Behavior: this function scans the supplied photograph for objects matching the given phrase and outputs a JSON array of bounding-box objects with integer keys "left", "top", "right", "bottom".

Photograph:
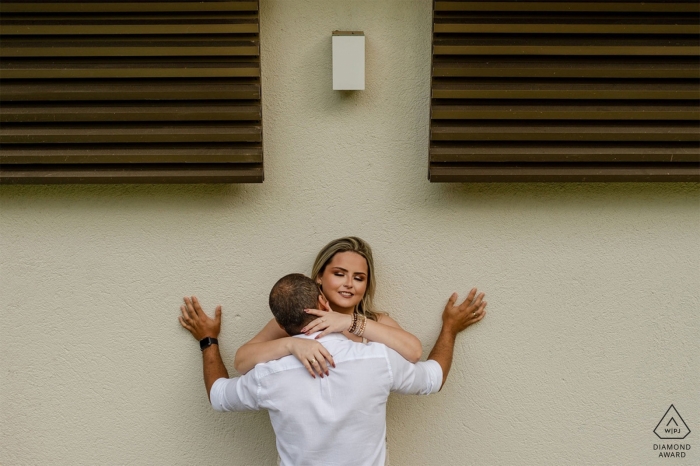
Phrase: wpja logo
[{"left": 653, "top": 405, "right": 691, "bottom": 458}]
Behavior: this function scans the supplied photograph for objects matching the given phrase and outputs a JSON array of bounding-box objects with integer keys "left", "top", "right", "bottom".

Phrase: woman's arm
[
  {"left": 233, "top": 318, "right": 289, "bottom": 374},
  {"left": 302, "top": 311, "right": 423, "bottom": 363},
  {"left": 233, "top": 318, "right": 334, "bottom": 377},
  {"left": 363, "top": 315, "right": 422, "bottom": 363}
]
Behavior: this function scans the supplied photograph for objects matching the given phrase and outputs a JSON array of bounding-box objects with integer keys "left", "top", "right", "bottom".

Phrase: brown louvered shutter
[
  {"left": 430, "top": 0, "right": 700, "bottom": 182},
  {"left": 0, "top": 0, "right": 262, "bottom": 184}
]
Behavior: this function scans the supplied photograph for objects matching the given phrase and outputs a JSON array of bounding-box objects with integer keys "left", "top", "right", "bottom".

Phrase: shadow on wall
[
  {"left": 425, "top": 182, "right": 700, "bottom": 209},
  {"left": 2, "top": 182, "right": 698, "bottom": 210},
  {"left": 0, "top": 184, "right": 251, "bottom": 214}
]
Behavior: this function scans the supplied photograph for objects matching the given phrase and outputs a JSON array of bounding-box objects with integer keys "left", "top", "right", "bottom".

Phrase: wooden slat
[
  {"left": 432, "top": 59, "right": 700, "bottom": 79},
  {"left": 434, "top": 21, "right": 698, "bottom": 35},
  {"left": 0, "top": 14, "right": 259, "bottom": 35},
  {"left": 432, "top": 81, "right": 700, "bottom": 100},
  {"left": 436, "top": 24, "right": 699, "bottom": 35},
  {"left": 434, "top": 2, "right": 700, "bottom": 14},
  {"left": 0, "top": 145, "right": 262, "bottom": 164},
  {"left": 0, "top": 125, "right": 261, "bottom": 144},
  {"left": 0, "top": 103, "right": 261, "bottom": 122},
  {"left": 433, "top": 38, "right": 699, "bottom": 56},
  {"left": 430, "top": 144, "right": 700, "bottom": 163},
  {"left": 0, "top": 59, "right": 260, "bottom": 79},
  {"left": 0, "top": 2, "right": 259, "bottom": 14},
  {"left": 431, "top": 122, "right": 700, "bottom": 142},
  {"left": 429, "top": 164, "right": 700, "bottom": 182},
  {"left": 1, "top": 81, "right": 260, "bottom": 101},
  {"left": 0, "top": 23, "right": 259, "bottom": 36},
  {"left": 0, "top": 165, "right": 264, "bottom": 184},
  {"left": 431, "top": 104, "right": 699, "bottom": 120},
  {"left": 1, "top": 38, "right": 259, "bottom": 57}
]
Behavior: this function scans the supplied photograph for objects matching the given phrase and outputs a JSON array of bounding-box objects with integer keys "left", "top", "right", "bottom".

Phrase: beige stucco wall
[{"left": 1, "top": 1, "right": 698, "bottom": 464}]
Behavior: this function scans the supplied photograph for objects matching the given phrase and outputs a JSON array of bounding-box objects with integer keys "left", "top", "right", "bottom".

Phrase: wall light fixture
[{"left": 332, "top": 31, "right": 365, "bottom": 90}]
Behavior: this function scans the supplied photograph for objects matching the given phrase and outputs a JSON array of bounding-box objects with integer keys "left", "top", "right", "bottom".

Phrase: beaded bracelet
[
  {"left": 352, "top": 313, "right": 367, "bottom": 337},
  {"left": 348, "top": 313, "right": 358, "bottom": 334}
]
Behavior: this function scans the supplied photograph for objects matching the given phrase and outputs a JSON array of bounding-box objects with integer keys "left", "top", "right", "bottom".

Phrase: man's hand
[
  {"left": 442, "top": 288, "right": 486, "bottom": 337},
  {"left": 179, "top": 296, "right": 221, "bottom": 341},
  {"left": 429, "top": 288, "right": 487, "bottom": 389},
  {"left": 178, "top": 296, "right": 228, "bottom": 401}
]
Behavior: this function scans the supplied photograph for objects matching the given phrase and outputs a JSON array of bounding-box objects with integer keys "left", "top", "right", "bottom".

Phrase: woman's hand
[
  {"left": 301, "top": 308, "right": 353, "bottom": 339},
  {"left": 287, "top": 338, "right": 335, "bottom": 378}
]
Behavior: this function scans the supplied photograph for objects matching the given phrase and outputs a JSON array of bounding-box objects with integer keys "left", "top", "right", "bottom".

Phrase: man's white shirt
[{"left": 210, "top": 332, "right": 442, "bottom": 466}]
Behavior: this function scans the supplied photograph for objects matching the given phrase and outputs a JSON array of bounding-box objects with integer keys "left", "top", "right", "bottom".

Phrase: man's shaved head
[{"left": 269, "top": 274, "right": 321, "bottom": 335}]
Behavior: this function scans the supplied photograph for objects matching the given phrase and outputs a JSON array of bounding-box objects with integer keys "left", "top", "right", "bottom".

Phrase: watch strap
[{"left": 199, "top": 337, "right": 218, "bottom": 351}]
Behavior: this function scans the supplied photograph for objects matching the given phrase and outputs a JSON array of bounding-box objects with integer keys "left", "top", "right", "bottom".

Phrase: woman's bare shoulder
[{"left": 377, "top": 313, "right": 402, "bottom": 329}]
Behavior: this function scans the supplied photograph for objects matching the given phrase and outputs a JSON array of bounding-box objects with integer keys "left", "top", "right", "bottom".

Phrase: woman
[{"left": 234, "top": 237, "right": 423, "bottom": 378}]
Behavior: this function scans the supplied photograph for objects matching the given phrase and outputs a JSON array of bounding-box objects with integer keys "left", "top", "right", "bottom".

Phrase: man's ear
[{"left": 318, "top": 294, "right": 331, "bottom": 311}]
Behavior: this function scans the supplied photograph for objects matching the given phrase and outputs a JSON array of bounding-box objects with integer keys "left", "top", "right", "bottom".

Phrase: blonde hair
[{"left": 311, "top": 236, "right": 382, "bottom": 321}]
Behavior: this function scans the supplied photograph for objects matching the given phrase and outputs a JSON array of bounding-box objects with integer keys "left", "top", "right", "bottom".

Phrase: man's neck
[{"left": 292, "top": 332, "right": 349, "bottom": 341}]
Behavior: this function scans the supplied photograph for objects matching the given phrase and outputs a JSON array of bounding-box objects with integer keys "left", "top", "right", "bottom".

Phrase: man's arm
[
  {"left": 201, "top": 345, "right": 229, "bottom": 401},
  {"left": 387, "top": 288, "right": 486, "bottom": 395},
  {"left": 428, "top": 288, "right": 486, "bottom": 390},
  {"left": 179, "top": 296, "right": 228, "bottom": 400}
]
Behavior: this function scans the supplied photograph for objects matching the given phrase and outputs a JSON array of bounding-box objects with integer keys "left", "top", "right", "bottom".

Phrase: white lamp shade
[{"left": 332, "top": 32, "right": 365, "bottom": 90}]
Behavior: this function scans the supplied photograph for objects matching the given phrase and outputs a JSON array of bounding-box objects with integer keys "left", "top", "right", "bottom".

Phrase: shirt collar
[{"left": 292, "top": 332, "right": 350, "bottom": 343}]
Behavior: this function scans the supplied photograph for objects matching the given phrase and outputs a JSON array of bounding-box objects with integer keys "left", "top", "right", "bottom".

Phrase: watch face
[{"left": 200, "top": 337, "right": 217, "bottom": 350}]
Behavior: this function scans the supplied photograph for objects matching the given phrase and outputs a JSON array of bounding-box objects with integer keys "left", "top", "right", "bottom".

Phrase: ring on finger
[{"left": 310, "top": 358, "right": 317, "bottom": 364}]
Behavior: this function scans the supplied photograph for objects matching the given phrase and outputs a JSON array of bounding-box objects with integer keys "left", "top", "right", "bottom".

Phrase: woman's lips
[{"left": 338, "top": 291, "right": 353, "bottom": 298}]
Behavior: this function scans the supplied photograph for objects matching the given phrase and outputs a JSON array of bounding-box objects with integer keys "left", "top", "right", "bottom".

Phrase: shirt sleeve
[
  {"left": 209, "top": 373, "right": 261, "bottom": 412},
  {"left": 385, "top": 347, "right": 443, "bottom": 395}
]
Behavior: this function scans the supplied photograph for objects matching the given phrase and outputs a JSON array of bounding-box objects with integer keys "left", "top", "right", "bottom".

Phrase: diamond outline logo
[{"left": 654, "top": 405, "right": 691, "bottom": 440}]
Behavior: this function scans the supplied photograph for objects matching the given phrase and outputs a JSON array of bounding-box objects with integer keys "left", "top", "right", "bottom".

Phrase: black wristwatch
[{"left": 199, "top": 337, "right": 218, "bottom": 351}]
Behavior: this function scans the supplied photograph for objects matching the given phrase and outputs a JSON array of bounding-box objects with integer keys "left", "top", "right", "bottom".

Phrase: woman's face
[{"left": 317, "top": 251, "right": 368, "bottom": 314}]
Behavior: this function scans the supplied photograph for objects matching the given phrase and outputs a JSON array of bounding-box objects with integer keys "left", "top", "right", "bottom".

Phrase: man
[{"left": 179, "top": 274, "right": 486, "bottom": 466}]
